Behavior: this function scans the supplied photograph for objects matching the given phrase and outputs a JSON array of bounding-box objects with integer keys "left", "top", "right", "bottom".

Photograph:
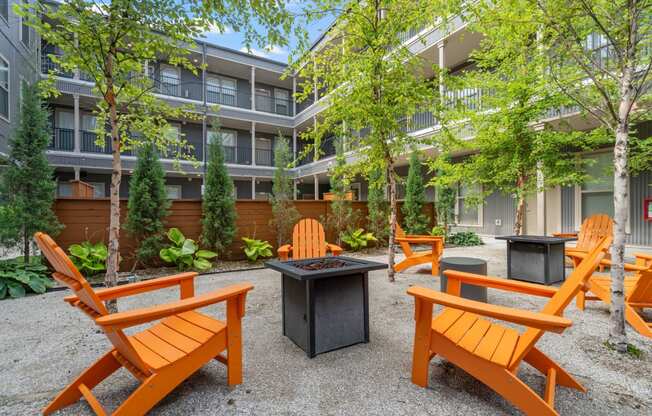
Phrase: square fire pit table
[
  {"left": 496, "top": 235, "right": 576, "bottom": 285},
  {"left": 265, "top": 256, "right": 387, "bottom": 358}
]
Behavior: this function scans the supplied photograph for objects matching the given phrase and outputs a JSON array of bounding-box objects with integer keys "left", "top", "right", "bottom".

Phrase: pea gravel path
[{"left": 1, "top": 241, "right": 651, "bottom": 415}]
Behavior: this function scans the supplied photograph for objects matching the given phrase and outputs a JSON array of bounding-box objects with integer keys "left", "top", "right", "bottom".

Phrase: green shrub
[
  {"left": 0, "top": 256, "right": 53, "bottom": 299},
  {"left": 448, "top": 232, "right": 483, "bottom": 247},
  {"left": 342, "top": 228, "right": 377, "bottom": 251},
  {"left": 160, "top": 228, "right": 217, "bottom": 271},
  {"left": 242, "top": 237, "right": 273, "bottom": 262},
  {"left": 69, "top": 241, "right": 108, "bottom": 275},
  {"left": 430, "top": 225, "right": 446, "bottom": 237}
]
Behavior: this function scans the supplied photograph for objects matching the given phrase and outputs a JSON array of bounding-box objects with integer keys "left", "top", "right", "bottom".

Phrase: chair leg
[
  {"left": 43, "top": 350, "right": 121, "bottom": 415},
  {"left": 226, "top": 297, "right": 244, "bottom": 386},
  {"left": 411, "top": 299, "right": 433, "bottom": 387},
  {"left": 576, "top": 291, "right": 586, "bottom": 311},
  {"left": 625, "top": 305, "right": 652, "bottom": 339},
  {"left": 522, "top": 347, "right": 585, "bottom": 391}
]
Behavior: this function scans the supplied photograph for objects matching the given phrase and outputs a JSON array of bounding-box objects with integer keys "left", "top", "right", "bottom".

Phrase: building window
[
  {"left": 160, "top": 65, "right": 180, "bottom": 96},
  {"left": 57, "top": 181, "right": 72, "bottom": 197},
  {"left": 166, "top": 185, "right": 182, "bottom": 200},
  {"left": 0, "top": 55, "right": 8, "bottom": 120},
  {"left": 274, "top": 88, "right": 290, "bottom": 115},
  {"left": 19, "top": 77, "right": 28, "bottom": 106},
  {"left": 255, "top": 137, "right": 273, "bottom": 166},
  {"left": 87, "top": 182, "right": 106, "bottom": 198},
  {"left": 20, "top": 1, "right": 30, "bottom": 47},
  {"left": 0, "top": 0, "right": 8, "bottom": 23},
  {"left": 206, "top": 75, "right": 236, "bottom": 106},
  {"left": 455, "top": 183, "right": 482, "bottom": 226},
  {"left": 580, "top": 152, "right": 614, "bottom": 219}
]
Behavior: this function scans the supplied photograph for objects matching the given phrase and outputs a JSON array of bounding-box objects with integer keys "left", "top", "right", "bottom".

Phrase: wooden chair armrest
[
  {"left": 407, "top": 286, "right": 571, "bottom": 333},
  {"left": 443, "top": 270, "right": 558, "bottom": 298},
  {"left": 634, "top": 252, "right": 652, "bottom": 266},
  {"left": 64, "top": 272, "right": 197, "bottom": 305},
  {"left": 278, "top": 245, "right": 292, "bottom": 261},
  {"left": 553, "top": 232, "right": 578, "bottom": 238},
  {"left": 572, "top": 252, "right": 649, "bottom": 272},
  {"left": 96, "top": 283, "right": 254, "bottom": 329},
  {"left": 396, "top": 236, "right": 443, "bottom": 243},
  {"left": 326, "top": 243, "right": 343, "bottom": 256}
]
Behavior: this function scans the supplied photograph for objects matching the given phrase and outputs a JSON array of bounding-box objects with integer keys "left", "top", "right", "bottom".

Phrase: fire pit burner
[{"left": 293, "top": 259, "right": 351, "bottom": 271}]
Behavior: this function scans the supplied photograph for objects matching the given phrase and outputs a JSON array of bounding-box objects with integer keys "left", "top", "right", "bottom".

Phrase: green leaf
[
  {"left": 69, "top": 244, "right": 90, "bottom": 259},
  {"left": 159, "top": 248, "right": 176, "bottom": 263},
  {"left": 193, "top": 258, "right": 212, "bottom": 271},
  {"left": 195, "top": 249, "right": 217, "bottom": 259},
  {"left": 7, "top": 281, "right": 26, "bottom": 298},
  {"left": 27, "top": 277, "right": 47, "bottom": 294},
  {"left": 0, "top": 284, "right": 7, "bottom": 299},
  {"left": 180, "top": 239, "right": 197, "bottom": 256},
  {"left": 11, "top": 271, "right": 31, "bottom": 284},
  {"left": 244, "top": 247, "right": 257, "bottom": 260},
  {"left": 167, "top": 228, "right": 185, "bottom": 246},
  {"left": 91, "top": 243, "right": 108, "bottom": 260}
]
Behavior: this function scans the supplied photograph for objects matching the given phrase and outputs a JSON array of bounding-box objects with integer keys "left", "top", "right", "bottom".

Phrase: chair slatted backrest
[
  {"left": 628, "top": 255, "right": 652, "bottom": 304},
  {"left": 576, "top": 214, "right": 613, "bottom": 252},
  {"left": 291, "top": 218, "right": 327, "bottom": 260},
  {"left": 34, "top": 232, "right": 152, "bottom": 375},
  {"left": 508, "top": 236, "right": 612, "bottom": 370},
  {"left": 395, "top": 224, "right": 414, "bottom": 257}
]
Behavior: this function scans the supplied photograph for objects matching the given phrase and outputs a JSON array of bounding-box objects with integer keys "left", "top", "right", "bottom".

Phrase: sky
[{"left": 199, "top": 6, "right": 334, "bottom": 64}]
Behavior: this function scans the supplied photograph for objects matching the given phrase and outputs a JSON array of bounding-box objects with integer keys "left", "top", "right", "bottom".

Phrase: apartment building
[{"left": 0, "top": 1, "right": 649, "bottom": 245}]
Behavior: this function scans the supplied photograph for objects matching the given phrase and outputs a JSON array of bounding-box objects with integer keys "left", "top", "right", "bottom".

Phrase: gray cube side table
[{"left": 439, "top": 257, "right": 488, "bottom": 303}]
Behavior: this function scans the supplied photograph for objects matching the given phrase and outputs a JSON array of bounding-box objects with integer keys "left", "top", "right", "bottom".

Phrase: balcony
[
  {"left": 255, "top": 148, "right": 274, "bottom": 166},
  {"left": 41, "top": 54, "right": 74, "bottom": 78},
  {"left": 255, "top": 95, "right": 293, "bottom": 116},
  {"left": 222, "top": 145, "right": 253, "bottom": 165},
  {"left": 49, "top": 128, "right": 75, "bottom": 151},
  {"left": 206, "top": 86, "right": 250, "bottom": 109},
  {"left": 81, "top": 131, "right": 111, "bottom": 154}
]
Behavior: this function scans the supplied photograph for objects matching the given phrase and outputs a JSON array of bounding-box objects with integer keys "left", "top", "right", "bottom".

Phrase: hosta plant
[
  {"left": 159, "top": 228, "right": 217, "bottom": 271},
  {"left": 69, "top": 241, "right": 108, "bottom": 275},
  {"left": 341, "top": 228, "right": 377, "bottom": 251},
  {"left": 0, "top": 256, "right": 53, "bottom": 299},
  {"left": 242, "top": 237, "right": 273, "bottom": 262}
]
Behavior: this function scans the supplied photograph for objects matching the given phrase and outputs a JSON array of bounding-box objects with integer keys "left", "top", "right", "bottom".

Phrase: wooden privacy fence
[{"left": 53, "top": 198, "right": 436, "bottom": 268}]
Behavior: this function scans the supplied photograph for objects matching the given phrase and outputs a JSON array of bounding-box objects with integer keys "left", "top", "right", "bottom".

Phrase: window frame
[
  {"left": 0, "top": 52, "right": 9, "bottom": 122},
  {"left": 0, "top": 0, "right": 9, "bottom": 25},
  {"left": 19, "top": 0, "right": 31, "bottom": 48},
  {"left": 165, "top": 184, "right": 182, "bottom": 200},
  {"left": 454, "top": 183, "right": 483, "bottom": 227}
]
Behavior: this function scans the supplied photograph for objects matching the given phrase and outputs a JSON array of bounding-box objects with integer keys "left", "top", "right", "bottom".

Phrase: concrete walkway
[{"left": 1, "top": 243, "right": 651, "bottom": 415}]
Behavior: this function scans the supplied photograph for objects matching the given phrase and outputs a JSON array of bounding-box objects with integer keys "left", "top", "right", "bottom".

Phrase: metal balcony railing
[
  {"left": 50, "top": 127, "right": 75, "bottom": 151},
  {"left": 255, "top": 148, "right": 274, "bottom": 166},
  {"left": 206, "top": 85, "right": 239, "bottom": 107},
  {"left": 255, "top": 94, "right": 293, "bottom": 116},
  {"left": 222, "top": 145, "right": 253, "bottom": 165},
  {"left": 41, "top": 54, "right": 74, "bottom": 78},
  {"left": 81, "top": 131, "right": 111, "bottom": 154}
]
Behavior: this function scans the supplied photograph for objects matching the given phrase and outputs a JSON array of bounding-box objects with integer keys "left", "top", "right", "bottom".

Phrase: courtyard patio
[{"left": 2, "top": 241, "right": 651, "bottom": 416}]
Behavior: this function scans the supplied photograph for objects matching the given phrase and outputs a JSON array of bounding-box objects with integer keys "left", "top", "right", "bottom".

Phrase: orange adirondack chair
[
  {"left": 394, "top": 223, "right": 444, "bottom": 275},
  {"left": 554, "top": 213, "right": 613, "bottom": 271},
  {"left": 34, "top": 232, "right": 254, "bottom": 416},
  {"left": 577, "top": 252, "right": 652, "bottom": 339},
  {"left": 407, "top": 235, "right": 611, "bottom": 416},
  {"left": 278, "top": 218, "right": 343, "bottom": 261}
]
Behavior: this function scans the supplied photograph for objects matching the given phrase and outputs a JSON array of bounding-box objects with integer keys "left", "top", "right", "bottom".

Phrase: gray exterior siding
[
  {"left": 234, "top": 180, "right": 252, "bottom": 199},
  {"left": 180, "top": 123, "right": 203, "bottom": 161},
  {"left": 451, "top": 191, "right": 516, "bottom": 236},
  {"left": 0, "top": 1, "right": 39, "bottom": 155},
  {"left": 630, "top": 171, "right": 652, "bottom": 246},
  {"left": 561, "top": 186, "right": 575, "bottom": 233}
]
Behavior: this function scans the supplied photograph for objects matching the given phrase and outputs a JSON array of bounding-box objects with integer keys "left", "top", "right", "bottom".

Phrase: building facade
[{"left": 0, "top": 1, "right": 650, "bottom": 246}]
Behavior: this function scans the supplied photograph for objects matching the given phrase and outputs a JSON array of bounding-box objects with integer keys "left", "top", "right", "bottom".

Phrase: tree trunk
[
  {"left": 387, "top": 165, "right": 397, "bottom": 282},
  {"left": 513, "top": 194, "right": 526, "bottom": 235},
  {"left": 23, "top": 226, "right": 30, "bottom": 264},
  {"left": 610, "top": 66, "right": 634, "bottom": 352}
]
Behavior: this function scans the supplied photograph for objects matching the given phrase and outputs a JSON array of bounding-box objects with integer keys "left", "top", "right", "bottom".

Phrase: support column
[
  {"left": 313, "top": 116, "right": 318, "bottom": 160},
  {"left": 292, "top": 128, "right": 297, "bottom": 160},
  {"left": 313, "top": 174, "right": 319, "bottom": 200},
  {"left": 437, "top": 41, "right": 446, "bottom": 103},
  {"left": 536, "top": 164, "right": 546, "bottom": 235},
  {"left": 251, "top": 66, "right": 256, "bottom": 111},
  {"left": 251, "top": 177, "right": 256, "bottom": 200},
  {"left": 251, "top": 121, "right": 256, "bottom": 166},
  {"left": 292, "top": 76, "right": 297, "bottom": 116},
  {"left": 293, "top": 179, "right": 298, "bottom": 201},
  {"left": 74, "top": 167, "right": 80, "bottom": 181},
  {"left": 73, "top": 94, "right": 80, "bottom": 153}
]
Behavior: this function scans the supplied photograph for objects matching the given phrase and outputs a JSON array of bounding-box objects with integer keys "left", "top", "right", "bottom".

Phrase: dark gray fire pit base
[
  {"left": 266, "top": 257, "right": 387, "bottom": 358},
  {"left": 439, "top": 257, "right": 488, "bottom": 303}
]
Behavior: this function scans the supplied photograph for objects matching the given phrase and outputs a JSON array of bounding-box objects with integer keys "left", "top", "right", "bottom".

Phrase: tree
[
  {"left": 429, "top": 154, "right": 456, "bottom": 237},
  {"left": 323, "top": 136, "right": 359, "bottom": 246},
  {"left": 270, "top": 134, "right": 300, "bottom": 247},
  {"left": 295, "top": 0, "right": 440, "bottom": 281},
  {"left": 430, "top": 0, "right": 603, "bottom": 235},
  {"left": 124, "top": 142, "right": 170, "bottom": 268},
  {"left": 0, "top": 83, "right": 61, "bottom": 263},
  {"left": 201, "top": 130, "right": 237, "bottom": 255},
  {"left": 402, "top": 150, "right": 429, "bottom": 234},
  {"left": 20, "top": 0, "right": 304, "bottom": 311},
  {"left": 367, "top": 168, "right": 390, "bottom": 245},
  {"left": 532, "top": 0, "right": 652, "bottom": 351}
]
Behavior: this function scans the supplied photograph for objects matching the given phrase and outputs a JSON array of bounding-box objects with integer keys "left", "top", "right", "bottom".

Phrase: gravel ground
[{"left": 1, "top": 240, "right": 651, "bottom": 415}]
